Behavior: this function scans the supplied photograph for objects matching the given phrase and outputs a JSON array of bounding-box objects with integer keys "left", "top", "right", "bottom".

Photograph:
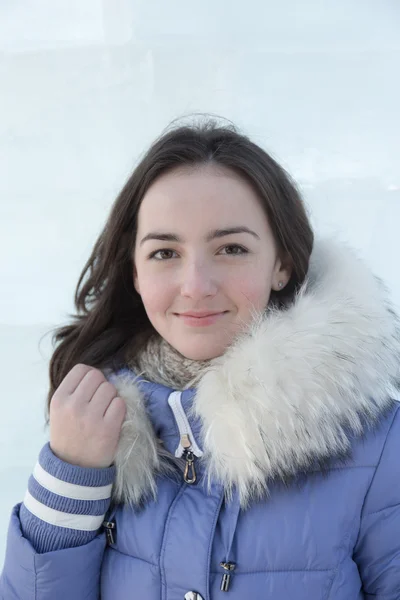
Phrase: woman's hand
[{"left": 49, "top": 364, "right": 126, "bottom": 468}]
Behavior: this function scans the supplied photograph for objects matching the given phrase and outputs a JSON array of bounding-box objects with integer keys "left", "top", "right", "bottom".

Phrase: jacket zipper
[
  {"left": 181, "top": 435, "right": 197, "bottom": 484},
  {"left": 167, "top": 391, "right": 203, "bottom": 485}
]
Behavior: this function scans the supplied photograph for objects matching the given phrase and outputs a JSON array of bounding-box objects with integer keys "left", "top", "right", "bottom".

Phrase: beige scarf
[{"left": 126, "top": 333, "right": 215, "bottom": 389}]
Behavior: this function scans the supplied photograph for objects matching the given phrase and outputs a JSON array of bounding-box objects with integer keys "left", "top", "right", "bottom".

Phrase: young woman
[{"left": 1, "top": 119, "right": 400, "bottom": 600}]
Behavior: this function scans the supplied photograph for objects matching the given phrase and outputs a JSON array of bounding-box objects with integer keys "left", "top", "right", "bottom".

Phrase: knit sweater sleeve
[{"left": 19, "top": 442, "right": 116, "bottom": 554}]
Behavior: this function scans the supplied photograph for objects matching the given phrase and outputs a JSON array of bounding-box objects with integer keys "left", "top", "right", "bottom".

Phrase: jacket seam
[
  {"left": 206, "top": 491, "right": 225, "bottom": 600},
  {"left": 324, "top": 569, "right": 338, "bottom": 600},
  {"left": 353, "top": 405, "right": 400, "bottom": 553},
  {"left": 323, "top": 538, "right": 352, "bottom": 600},
  {"left": 364, "top": 595, "right": 400, "bottom": 600},
  {"left": 359, "top": 405, "right": 400, "bottom": 520},
  {"left": 159, "top": 482, "right": 187, "bottom": 600},
  {"left": 33, "top": 552, "right": 37, "bottom": 600},
  {"left": 315, "top": 465, "right": 376, "bottom": 472},
  {"left": 364, "top": 501, "right": 400, "bottom": 518},
  {"left": 209, "top": 567, "right": 333, "bottom": 574},
  {"left": 107, "top": 545, "right": 158, "bottom": 568}
]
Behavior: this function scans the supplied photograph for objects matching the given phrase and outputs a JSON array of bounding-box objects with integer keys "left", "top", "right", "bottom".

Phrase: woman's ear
[{"left": 272, "top": 256, "right": 292, "bottom": 291}]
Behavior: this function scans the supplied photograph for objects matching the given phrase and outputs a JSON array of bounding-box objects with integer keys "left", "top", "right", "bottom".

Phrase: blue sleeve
[
  {"left": 354, "top": 404, "right": 400, "bottom": 599},
  {"left": 19, "top": 442, "right": 115, "bottom": 553},
  {"left": 0, "top": 443, "right": 116, "bottom": 599},
  {"left": 0, "top": 504, "right": 107, "bottom": 600}
]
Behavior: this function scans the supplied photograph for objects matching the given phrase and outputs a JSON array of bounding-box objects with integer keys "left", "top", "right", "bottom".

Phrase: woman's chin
[{"left": 170, "top": 337, "right": 231, "bottom": 361}]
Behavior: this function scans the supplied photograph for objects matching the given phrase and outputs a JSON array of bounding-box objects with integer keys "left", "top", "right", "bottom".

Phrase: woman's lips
[{"left": 175, "top": 311, "right": 228, "bottom": 327}]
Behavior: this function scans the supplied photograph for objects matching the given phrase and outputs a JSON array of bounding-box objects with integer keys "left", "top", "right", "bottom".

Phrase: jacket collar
[{"left": 108, "top": 238, "right": 400, "bottom": 508}]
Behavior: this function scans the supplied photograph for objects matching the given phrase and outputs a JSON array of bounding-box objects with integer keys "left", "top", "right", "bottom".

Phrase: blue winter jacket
[{"left": 1, "top": 239, "right": 400, "bottom": 599}]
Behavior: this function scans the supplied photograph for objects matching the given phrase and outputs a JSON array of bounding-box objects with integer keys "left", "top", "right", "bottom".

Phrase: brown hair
[{"left": 45, "top": 116, "right": 314, "bottom": 419}]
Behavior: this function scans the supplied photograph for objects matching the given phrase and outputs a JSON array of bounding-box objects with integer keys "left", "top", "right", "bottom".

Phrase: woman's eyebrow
[{"left": 139, "top": 226, "right": 260, "bottom": 246}]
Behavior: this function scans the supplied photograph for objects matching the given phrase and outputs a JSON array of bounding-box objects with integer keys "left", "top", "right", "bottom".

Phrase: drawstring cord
[{"left": 219, "top": 491, "right": 241, "bottom": 592}]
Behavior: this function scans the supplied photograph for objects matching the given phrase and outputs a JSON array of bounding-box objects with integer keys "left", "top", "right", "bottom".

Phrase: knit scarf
[{"left": 127, "top": 333, "right": 215, "bottom": 390}]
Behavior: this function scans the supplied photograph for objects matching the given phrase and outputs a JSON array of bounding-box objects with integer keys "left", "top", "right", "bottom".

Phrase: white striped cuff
[
  {"left": 32, "top": 461, "right": 113, "bottom": 500},
  {"left": 23, "top": 490, "right": 105, "bottom": 531}
]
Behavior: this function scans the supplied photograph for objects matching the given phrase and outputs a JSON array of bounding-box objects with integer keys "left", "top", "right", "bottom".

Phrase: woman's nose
[{"left": 180, "top": 260, "right": 218, "bottom": 299}]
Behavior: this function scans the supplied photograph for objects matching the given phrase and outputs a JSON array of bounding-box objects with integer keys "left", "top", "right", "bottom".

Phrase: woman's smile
[{"left": 174, "top": 310, "right": 229, "bottom": 327}]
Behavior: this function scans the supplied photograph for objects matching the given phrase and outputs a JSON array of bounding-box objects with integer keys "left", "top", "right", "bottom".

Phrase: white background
[{"left": 0, "top": 0, "right": 399, "bottom": 564}]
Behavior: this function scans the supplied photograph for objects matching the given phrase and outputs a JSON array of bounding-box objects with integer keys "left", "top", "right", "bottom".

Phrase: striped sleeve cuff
[{"left": 20, "top": 442, "right": 116, "bottom": 554}]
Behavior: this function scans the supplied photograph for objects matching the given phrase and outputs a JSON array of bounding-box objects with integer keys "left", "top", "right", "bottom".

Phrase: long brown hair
[{"left": 45, "top": 116, "right": 314, "bottom": 420}]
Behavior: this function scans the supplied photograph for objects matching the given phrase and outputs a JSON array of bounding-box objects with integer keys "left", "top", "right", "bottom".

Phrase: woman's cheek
[
  {"left": 140, "top": 274, "right": 175, "bottom": 313},
  {"left": 236, "top": 275, "right": 272, "bottom": 311}
]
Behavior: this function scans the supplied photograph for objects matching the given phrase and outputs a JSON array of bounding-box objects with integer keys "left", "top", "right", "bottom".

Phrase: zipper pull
[
  {"left": 183, "top": 450, "right": 197, "bottom": 484},
  {"left": 220, "top": 562, "right": 236, "bottom": 592},
  {"left": 103, "top": 520, "right": 116, "bottom": 545},
  {"left": 181, "top": 434, "right": 197, "bottom": 484}
]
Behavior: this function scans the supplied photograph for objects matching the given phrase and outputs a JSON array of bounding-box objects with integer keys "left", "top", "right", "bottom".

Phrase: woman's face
[{"left": 133, "top": 164, "right": 291, "bottom": 360}]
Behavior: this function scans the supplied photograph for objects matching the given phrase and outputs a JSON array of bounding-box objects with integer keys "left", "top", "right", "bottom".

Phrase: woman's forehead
[{"left": 136, "top": 166, "right": 267, "bottom": 232}]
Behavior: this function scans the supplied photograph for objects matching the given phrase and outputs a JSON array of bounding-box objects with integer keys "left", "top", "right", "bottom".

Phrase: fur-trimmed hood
[{"left": 108, "top": 238, "right": 400, "bottom": 507}]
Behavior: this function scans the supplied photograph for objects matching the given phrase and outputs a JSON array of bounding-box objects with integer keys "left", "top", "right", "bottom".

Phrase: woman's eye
[
  {"left": 149, "top": 249, "right": 178, "bottom": 260},
  {"left": 219, "top": 244, "right": 248, "bottom": 256},
  {"left": 148, "top": 245, "right": 247, "bottom": 260}
]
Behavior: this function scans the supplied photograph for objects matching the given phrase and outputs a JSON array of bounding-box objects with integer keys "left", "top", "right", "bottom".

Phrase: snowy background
[{"left": 1, "top": 0, "right": 399, "bottom": 564}]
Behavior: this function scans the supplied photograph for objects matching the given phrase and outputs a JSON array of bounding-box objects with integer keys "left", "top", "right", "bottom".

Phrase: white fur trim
[
  {"left": 110, "top": 238, "right": 400, "bottom": 507},
  {"left": 108, "top": 372, "right": 177, "bottom": 507}
]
